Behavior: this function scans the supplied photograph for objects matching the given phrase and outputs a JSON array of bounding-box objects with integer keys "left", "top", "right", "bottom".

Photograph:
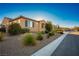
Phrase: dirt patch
[
  {"left": 69, "top": 32, "right": 79, "bottom": 35},
  {"left": 0, "top": 33, "right": 61, "bottom": 56}
]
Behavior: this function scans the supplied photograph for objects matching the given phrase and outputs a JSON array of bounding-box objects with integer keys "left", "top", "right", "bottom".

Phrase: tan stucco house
[{"left": 2, "top": 16, "right": 46, "bottom": 32}]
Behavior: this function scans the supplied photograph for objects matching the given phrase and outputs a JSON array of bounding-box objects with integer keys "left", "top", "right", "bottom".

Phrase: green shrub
[
  {"left": 49, "top": 31, "right": 54, "bottom": 36},
  {"left": 23, "top": 34, "right": 36, "bottom": 46},
  {"left": 0, "top": 32, "right": 4, "bottom": 41},
  {"left": 21, "top": 28, "right": 30, "bottom": 33},
  {"left": 59, "top": 31, "right": 63, "bottom": 34},
  {"left": 0, "top": 25, "right": 6, "bottom": 32},
  {"left": 40, "top": 31, "right": 45, "bottom": 34},
  {"left": 8, "top": 23, "right": 22, "bottom": 35},
  {"left": 47, "top": 31, "right": 54, "bottom": 38},
  {"left": 36, "top": 33, "right": 43, "bottom": 40}
]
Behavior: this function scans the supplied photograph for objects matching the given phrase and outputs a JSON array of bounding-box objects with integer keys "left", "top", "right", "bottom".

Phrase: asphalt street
[{"left": 52, "top": 33, "right": 79, "bottom": 56}]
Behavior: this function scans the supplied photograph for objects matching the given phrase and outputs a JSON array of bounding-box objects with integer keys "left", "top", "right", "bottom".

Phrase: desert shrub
[
  {"left": 47, "top": 31, "right": 54, "bottom": 38},
  {"left": 8, "top": 23, "right": 22, "bottom": 35},
  {"left": 23, "top": 34, "right": 36, "bottom": 46},
  {"left": 21, "top": 28, "right": 30, "bottom": 33},
  {"left": 0, "top": 26, "right": 6, "bottom": 32},
  {"left": 36, "top": 33, "right": 43, "bottom": 40},
  {"left": 40, "top": 31, "right": 45, "bottom": 34},
  {"left": 59, "top": 31, "right": 63, "bottom": 34},
  {"left": 49, "top": 31, "right": 54, "bottom": 36},
  {"left": 45, "top": 21, "right": 53, "bottom": 33},
  {"left": 0, "top": 32, "right": 4, "bottom": 41}
]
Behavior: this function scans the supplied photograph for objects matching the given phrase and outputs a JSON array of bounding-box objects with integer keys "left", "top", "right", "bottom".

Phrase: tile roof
[{"left": 3, "top": 16, "right": 46, "bottom": 22}]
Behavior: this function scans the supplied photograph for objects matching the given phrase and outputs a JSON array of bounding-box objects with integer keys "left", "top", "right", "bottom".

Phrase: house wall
[
  {"left": 29, "top": 20, "right": 46, "bottom": 32},
  {"left": 2, "top": 18, "right": 10, "bottom": 26},
  {"left": 2, "top": 17, "right": 46, "bottom": 32},
  {"left": 14, "top": 18, "right": 26, "bottom": 28},
  {"left": 29, "top": 21, "right": 39, "bottom": 32},
  {"left": 11, "top": 18, "right": 38, "bottom": 32},
  {"left": 38, "top": 21, "right": 46, "bottom": 32}
]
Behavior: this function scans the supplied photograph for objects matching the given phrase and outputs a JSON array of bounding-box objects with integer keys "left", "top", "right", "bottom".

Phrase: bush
[
  {"left": 40, "top": 31, "right": 45, "bottom": 34},
  {"left": 0, "top": 25, "right": 6, "bottom": 32},
  {"left": 36, "top": 33, "right": 43, "bottom": 40},
  {"left": 47, "top": 31, "right": 54, "bottom": 38},
  {"left": 49, "top": 31, "right": 54, "bottom": 36},
  {"left": 23, "top": 34, "right": 36, "bottom": 46},
  {"left": 59, "top": 31, "right": 63, "bottom": 34},
  {"left": 8, "top": 23, "right": 22, "bottom": 35},
  {"left": 21, "top": 28, "right": 30, "bottom": 33},
  {"left": 0, "top": 32, "right": 4, "bottom": 41}
]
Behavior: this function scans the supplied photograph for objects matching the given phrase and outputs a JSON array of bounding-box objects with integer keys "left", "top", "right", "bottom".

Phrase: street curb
[{"left": 31, "top": 32, "right": 69, "bottom": 56}]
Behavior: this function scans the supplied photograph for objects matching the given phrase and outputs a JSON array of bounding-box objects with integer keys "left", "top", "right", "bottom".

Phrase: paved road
[{"left": 52, "top": 33, "right": 79, "bottom": 56}]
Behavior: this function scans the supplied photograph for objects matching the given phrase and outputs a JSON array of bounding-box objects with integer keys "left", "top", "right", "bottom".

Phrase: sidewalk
[{"left": 32, "top": 32, "right": 68, "bottom": 56}]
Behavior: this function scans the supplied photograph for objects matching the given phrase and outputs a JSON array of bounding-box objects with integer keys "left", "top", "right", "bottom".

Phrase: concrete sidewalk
[{"left": 32, "top": 32, "right": 68, "bottom": 56}]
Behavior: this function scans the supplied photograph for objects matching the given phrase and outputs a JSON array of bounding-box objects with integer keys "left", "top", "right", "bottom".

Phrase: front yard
[
  {"left": 0, "top": 21, "right": 63, "bottom": 56},
  {"left": 0, "top": 33, "right": 61, "bottom": 56}
]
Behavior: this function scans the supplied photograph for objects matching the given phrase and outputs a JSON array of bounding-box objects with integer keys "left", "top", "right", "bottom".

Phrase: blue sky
[{"left": 0, "top": 3, "right": 79, "bottom": 27}]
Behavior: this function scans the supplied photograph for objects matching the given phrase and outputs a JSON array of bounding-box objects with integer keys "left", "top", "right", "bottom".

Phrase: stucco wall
[{"left": 2, "top": 17, "right": 46, "bottom": 32}]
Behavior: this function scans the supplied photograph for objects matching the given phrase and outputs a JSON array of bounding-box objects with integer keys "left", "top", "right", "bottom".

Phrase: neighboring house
[{"left": 2, "top": 16, "right": 46, "bottom": 32}]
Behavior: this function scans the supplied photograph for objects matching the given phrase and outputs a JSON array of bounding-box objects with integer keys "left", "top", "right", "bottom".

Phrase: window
[
  {"left": 29, "top": 21, "right": 32, "bottom": 27},
  {"left": 25, "top": 20, "right": 33, "bottom": 27},
  {"left": 32, "top": 22, "right": 34, "bottom": 28},
  {"left": 25, "top": 20, "right": 28, "bottom": 27},
  {"left": 42, "top": 23, "right": 44, "bottom": 28}
]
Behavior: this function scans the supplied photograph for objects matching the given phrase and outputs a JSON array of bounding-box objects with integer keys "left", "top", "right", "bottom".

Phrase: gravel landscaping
[{"left": 0, "top": 33, "right": 61, "bottom": 56}]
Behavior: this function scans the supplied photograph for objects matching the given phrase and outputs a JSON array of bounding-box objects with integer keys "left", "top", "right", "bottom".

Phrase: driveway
[{"left": 52, "top": 32, "right": 79, "bottom": 56}]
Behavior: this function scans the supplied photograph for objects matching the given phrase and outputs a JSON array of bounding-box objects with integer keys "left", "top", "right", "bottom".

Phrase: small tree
[
  {"left": 8, "top": 23, "right": 22, "bottom": 35},
  {"left": 45, "top": 21, "right": 53, "bottom": 33}
]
